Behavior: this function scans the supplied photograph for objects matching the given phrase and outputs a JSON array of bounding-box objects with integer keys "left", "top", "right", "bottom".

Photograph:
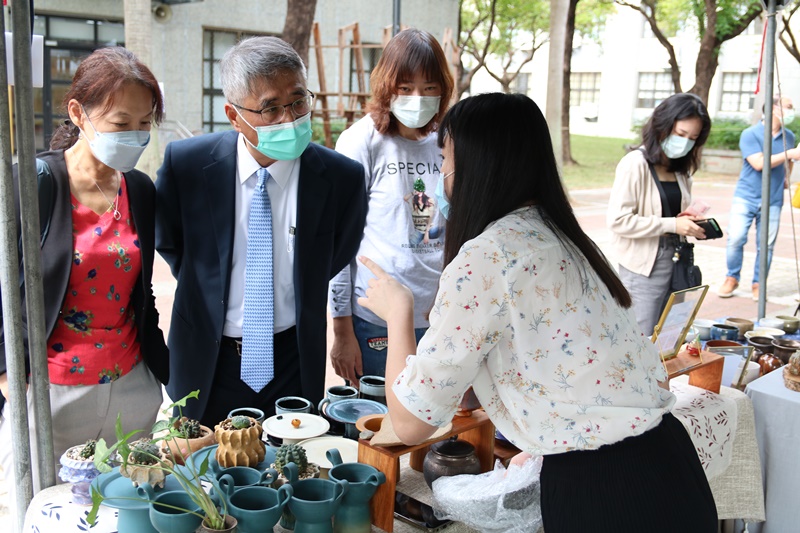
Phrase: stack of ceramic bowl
[
  {"left": 775, "top": 315, "right": 800, "bottom": 335},
  {"left": 748, "top": 327, "right": 785, "bottom": 340},
  {"left": 724, "top": 318, "right": 754, "bottom": 340}
]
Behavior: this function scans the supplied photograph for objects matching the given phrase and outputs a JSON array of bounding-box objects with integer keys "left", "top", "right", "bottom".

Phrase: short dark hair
[
  {"left": 366, "top": 28, "right": 454, "bottom": 136},
  {"left": 438, "top": 93, "right": 631, "bottom": 307},
  {"left": 640, "top": 92, "right": 711, "bottom": 175},
  {"left": 50, "top": 47, "right": 164, "bottom": 150}
]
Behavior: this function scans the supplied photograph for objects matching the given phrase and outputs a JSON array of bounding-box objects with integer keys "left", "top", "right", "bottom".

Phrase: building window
[
  {"left": 29, "top": 14, "right": 123, "bottom": 152},
  {"left": 513, "top": 73, "right": 530, "bottom": 95},
  {"left": 720, "top": 72, "right": 757, "bottom": 112},
  {"left": 570, "top": 72, "right": 600, "bottom": 106},
  {"left": 202, "top": 29, "right": 270, "bottom": 133},
  {"left": 636, "top": 72, "right": 673, "bottom": 108}
]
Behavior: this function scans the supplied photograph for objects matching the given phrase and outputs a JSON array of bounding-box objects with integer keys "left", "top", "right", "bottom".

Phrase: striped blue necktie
[{"left": 241, "top": 167, "right": 274, "bottom": 391}]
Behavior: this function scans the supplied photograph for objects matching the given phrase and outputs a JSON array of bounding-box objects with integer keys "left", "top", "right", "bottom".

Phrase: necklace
[{"left": 94, "top": 172, "right": 122, "bottom": 221}]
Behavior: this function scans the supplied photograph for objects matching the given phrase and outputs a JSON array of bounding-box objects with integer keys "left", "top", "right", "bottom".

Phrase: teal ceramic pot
[
  {"left": 148, "top": 490, "right": 202, "bottom": 533},
  {"left": 212, "top": 465, "right": 278, "bottom": 488},
  {"left": 326, "top": 449, "right": 386, "bottom": 533},
  {"left": 228, "top": 484, "right": 293, "bottom": 533},
  {"left": 284, "top": 462, "right": 349, "bottom": 533}
]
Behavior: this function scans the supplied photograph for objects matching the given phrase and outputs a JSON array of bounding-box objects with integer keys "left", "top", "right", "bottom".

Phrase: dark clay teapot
[{"left": 422, "top": 437, "right": 481, "bottom": 489}]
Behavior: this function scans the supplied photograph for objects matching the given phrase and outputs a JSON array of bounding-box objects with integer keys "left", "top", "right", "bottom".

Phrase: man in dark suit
[{"left": 155, "top": 36, "right": 367, "bottom": 426}]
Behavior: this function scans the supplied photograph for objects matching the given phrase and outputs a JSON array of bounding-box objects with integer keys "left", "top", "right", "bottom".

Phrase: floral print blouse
[
  {"left": 393, "top": 206, "right": 676, "bottom": 455},
  {"left": 47, "top": 177, "right": 142, "bottom": 385}
]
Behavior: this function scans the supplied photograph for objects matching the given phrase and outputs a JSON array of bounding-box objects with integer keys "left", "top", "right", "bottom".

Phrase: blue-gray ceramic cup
[
  {"left": 318, "top": 385, "right": 359, "bottom": 415},
  {"left": 148, "top": 490, "right": 202, "bottom": 533},
  {"left": 711, "top": 323, "right": 739, "bottom": 341},
  {"left": 228, "top": 484, "right": 293, "bottom": 533},
  {"left": 275, "top": 396, "right": 313, "bottom": 415}
]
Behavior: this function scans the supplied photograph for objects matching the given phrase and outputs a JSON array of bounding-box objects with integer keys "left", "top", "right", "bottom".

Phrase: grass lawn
[{"left": 561, "top": 134, "right": 636, "bottom": 191}]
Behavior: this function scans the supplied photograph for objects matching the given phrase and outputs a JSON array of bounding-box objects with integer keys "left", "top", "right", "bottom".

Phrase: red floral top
[{"left": 48, "top": 177, "right": 142, "bottom": 385}]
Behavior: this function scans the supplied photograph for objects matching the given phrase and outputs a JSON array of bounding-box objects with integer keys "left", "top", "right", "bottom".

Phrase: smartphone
[
  {"left": 394, "top": 491, "right": 452, "bottom": 532},
  {"left": 695, "top": 218, "right": 723, "bottom": 240}
]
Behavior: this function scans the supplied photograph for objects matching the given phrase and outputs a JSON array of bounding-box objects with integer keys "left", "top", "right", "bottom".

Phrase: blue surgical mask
[
  {"left": 434, "top": 171, "right": 454, "bottom": 219},
  {"left": 81, "top": 111, "right": 150, "bottom": 172},
  {"left": 660, "top": 134, "right": 695, "bottom": 159},
  {"left": 237, "top": 110, "right": 312, "bottom": 161}
]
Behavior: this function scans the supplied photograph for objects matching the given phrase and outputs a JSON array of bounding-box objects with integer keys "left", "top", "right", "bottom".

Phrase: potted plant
[
  {"left": 215, "top": 415, "right": 265, "bottom": 468},
  {"left": 59, "top": 439, "right": 103, "bottom": 504},
  {"left": 272, "top": 442, "right": 320, "bottom": 485},
  {"left": 164, "top": 416, "right": 216, "bottom": 465},
  {"left": 88, "top": 390, "right": 236, "bottom": 531}
]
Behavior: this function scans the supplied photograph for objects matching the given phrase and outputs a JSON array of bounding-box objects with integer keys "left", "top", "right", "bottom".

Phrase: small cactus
[
  {"left": 79, "top": 439, "right": 97, "bottom": 460},
  {"left": 274, "top": 443, "right": 308, "bottom": 474},
  {"left": 179, "top": 418, "right": 203, "bottom": 439},
  {"left": 231, "top": 416, "right": 252, "bottom": 430},
  {"left": 130, "top": 440, "right": 160, "bottom": 465}
]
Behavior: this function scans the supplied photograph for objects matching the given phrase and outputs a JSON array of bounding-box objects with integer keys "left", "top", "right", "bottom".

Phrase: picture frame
[
  {"left": 651, "top": 285, "right": 709, "bottom": 362},
  {"left": 706, "top": 345, "right": 756, "bottom": 390}
]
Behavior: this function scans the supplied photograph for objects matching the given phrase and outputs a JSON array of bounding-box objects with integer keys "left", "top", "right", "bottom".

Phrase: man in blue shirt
[{"left": 719, "top": 96, "right": 800, "bottom": 300}]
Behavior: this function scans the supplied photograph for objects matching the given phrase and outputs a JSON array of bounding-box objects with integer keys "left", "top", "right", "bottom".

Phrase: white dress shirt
[{"left": 223, "top": 134, "right": 299, "bottom": 337}]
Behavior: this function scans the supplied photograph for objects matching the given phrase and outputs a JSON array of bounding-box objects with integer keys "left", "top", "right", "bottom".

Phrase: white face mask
[
  {"left": 660, "top": 134, "right": 695, "bottom": 159},
  {"left": 390, "top": 95, "right": 441, "bottom": 129},
  {"left": 81, "top": 110, "right": 150, "bottom": 172},
  {"left": 781, "top": 109, "right": 795, "bottom": 126}
]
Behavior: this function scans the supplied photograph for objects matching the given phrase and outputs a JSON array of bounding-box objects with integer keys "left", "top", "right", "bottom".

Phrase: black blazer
[
  {"left": 155, "top": 132, "right": 367, "bottom": 418},
  {"left": 0, "top": 150, "right": 169, "bottom": 384}
]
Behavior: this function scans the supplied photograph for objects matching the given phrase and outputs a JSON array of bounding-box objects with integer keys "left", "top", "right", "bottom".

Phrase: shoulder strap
[{"left": 640, "top": 149, "right": 671, "bottom": 217}]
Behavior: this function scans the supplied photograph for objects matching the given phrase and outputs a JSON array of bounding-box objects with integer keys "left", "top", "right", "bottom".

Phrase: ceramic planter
[
  {"left": 215, "top": 417, "right": 266, "bottom": 468},
  {"left": 164, "top": 418, "right": 216, "bottom": 464},
  {"left": 59, "top": 444, "right": 102, "bottom": 505}
]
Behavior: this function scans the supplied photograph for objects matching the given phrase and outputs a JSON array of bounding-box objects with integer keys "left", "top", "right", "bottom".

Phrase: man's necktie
[{"left": 241, "top": 167, "right": 274, "bottom": 391}]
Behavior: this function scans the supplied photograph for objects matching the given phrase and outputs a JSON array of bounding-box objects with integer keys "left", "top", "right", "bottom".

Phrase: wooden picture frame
[{"left": 651, "top": 285, "right": 709, "bottom": 362}]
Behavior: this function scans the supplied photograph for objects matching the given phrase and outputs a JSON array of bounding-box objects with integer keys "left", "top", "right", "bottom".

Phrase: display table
[
  {"left": 745, "top": 367, "right": 800, "bottom": 532},
  {"left": 22, "top": 456, "right": 479, "bottom": 533}
]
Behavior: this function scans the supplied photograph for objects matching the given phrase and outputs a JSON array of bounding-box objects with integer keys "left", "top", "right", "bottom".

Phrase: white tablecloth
[{"left": 746, "top": 368, "right": 800, "bottom": 532}]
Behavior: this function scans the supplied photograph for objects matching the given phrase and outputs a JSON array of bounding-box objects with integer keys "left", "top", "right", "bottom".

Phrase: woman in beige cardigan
[{"left": 608, "top": 94, "right": 711, "bottom": 336}]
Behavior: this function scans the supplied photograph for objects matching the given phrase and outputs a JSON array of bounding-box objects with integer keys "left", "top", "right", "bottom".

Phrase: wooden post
[{"left": 312, "top": 22, "right": 332, "bottom": 148}]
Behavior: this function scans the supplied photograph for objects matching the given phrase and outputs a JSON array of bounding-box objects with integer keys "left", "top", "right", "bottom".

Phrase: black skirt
[{"left": 540, "top": 412, "right": 717, "bottom": 533}]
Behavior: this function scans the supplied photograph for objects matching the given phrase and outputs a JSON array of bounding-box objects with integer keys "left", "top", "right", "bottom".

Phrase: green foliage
[
  {"left": 704, "top": 117, "right": 750, "bottom": 150},
  {"left": 575, "top": 0, "right": 617, "bottom": 43},
  {"left": 311, "top": 117, "right": 347, "bottom": 148},
  {"left": 274, "top": 443, "right": 309, "bottom": 474},
  {"left": 561, "top": 134, "right": 638, "bottom": 190},
  {"left": 88, "top": 390, "right": 227, "bottom": 530},
  {"left": 231, "top": 415, "right": 252, "bottom": 429},
  {"left": 79, "top": 439, "right": 97, "bottom": 460}
]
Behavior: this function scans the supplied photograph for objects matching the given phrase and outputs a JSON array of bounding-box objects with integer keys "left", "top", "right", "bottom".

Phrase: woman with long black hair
[
  {"left": 357, "top": 93, "right": 717, "bottom": 532},
  {"left": 608, "top": 93, "right": 712, "bottom": 336}
]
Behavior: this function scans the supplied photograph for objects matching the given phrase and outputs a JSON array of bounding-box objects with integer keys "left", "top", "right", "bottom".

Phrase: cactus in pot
[
  {"left": 164, "top": 416, "right": 215, "bottom": 464},
  {"left": 273, "top": 442, "right": 319, "bottom": 485},
  {"left": 215, "top": 415, "right": 265, "bottom": 468},
  {"left": 119, "top": 438, "right": 172, "bottom": 488}
]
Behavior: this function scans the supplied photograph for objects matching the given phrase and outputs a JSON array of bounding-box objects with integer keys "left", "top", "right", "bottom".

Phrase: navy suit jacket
[{"left": 155, "top": 131, "right": 367, "bottom": 418}]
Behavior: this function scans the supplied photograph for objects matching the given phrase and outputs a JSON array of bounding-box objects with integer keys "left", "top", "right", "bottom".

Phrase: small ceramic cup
[
  {"left": 228, "top": 407, "right": 266, "bottom": 424},
  {"left": 275, "top": 396, "right": 313, "bottom": 415},
  {"left": 358, "top": 376, "right": 386, "bottom": 405},
  {"left": 710, "top": 323, "right": 739, "bottom": 341},
  {"left": 317, "top": 385, "right": 359, "bottom": 415},
  {"left": 692, "top": 319, "right": 715, "bottom": 341}
]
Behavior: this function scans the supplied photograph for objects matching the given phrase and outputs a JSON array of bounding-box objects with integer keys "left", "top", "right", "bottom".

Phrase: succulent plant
[
  {"left": 130, "top": 440, "right": 161, "bottom": 465},
  {"left": 179, "top": 418, "right": 203, "bottom": 439},
  {"left": 274, "top": 443, "right": 308, "bottom": 473},
  {"left": 79, "top": 439, "right": 97, "bottom": 460},
  {"left": 231, "top": 415, "right": 252, "bottom": 430}
]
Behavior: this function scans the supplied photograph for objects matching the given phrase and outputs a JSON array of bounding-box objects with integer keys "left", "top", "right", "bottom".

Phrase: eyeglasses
[{"left": 232, "top": 91, "right": 315, "bottom": 125}]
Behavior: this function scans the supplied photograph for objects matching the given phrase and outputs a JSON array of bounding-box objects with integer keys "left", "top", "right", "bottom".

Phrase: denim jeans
[
  {"left": 725, "top": 197, "right": 782, "bottom": 285},
  {"left": 352, "top": 314, "right": 427, "bottom": 377}
]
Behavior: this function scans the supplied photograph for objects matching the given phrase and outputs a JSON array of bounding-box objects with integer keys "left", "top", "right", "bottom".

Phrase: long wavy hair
[
  {"left": 640, "top": 93, "right": 711, "bottom": 175},
  {"left": 438, "top": 93, "right": 631, "bottom": 308},
  {"left": 49, "top": 47, "right": 164, "bottom": 150}
]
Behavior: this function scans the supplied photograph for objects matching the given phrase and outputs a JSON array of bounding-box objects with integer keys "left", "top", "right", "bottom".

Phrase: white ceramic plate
[
  {"left": 262, "top": 413, "right": 330, "bottom": 444},
  {"left": 750, "top": 327, "right": 785, "bottom": 339},
  {"left": 297, "top": 436, "right": 359, "bottom": 470}
]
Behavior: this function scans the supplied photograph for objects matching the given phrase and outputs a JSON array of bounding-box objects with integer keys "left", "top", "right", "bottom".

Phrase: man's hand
[{"left": 330, "top": 317, "right": 363, "bottom": 385}]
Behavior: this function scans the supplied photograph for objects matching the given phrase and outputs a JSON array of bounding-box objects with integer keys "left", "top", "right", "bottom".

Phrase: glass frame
[
  {"left": 706, "top": 345, "right": 756, "bottom": 390},
  {"left": 651, "top": 285, "right": 709, "bottom": 361}
]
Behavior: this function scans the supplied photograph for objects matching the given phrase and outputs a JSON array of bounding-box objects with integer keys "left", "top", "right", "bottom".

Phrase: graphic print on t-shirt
[{"left": 405, "top": 177, "right": 444, "bottom": 252}]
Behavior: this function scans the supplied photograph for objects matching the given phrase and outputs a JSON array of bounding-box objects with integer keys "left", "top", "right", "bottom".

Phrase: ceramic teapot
[{"left": 422, "top": 436, "right": 481, "bottom": 488}]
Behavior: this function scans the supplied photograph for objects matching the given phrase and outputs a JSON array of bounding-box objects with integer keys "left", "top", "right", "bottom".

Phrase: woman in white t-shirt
[
  {"left": 328, "top": 29, "right": 454, "bottom": 384},
  {"left": 358, "top": 93, "right": 717, "bottom": 532}
]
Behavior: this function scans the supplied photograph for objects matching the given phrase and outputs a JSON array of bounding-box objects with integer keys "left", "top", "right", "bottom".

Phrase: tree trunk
[
  {"left": 688, "top": 33, "right": 720, "bottom": 105},
  {"left": 561, "top": 0, "right": 579, "bottom": 166},
  {"left": 547, "top": 0, "right": 569, "bottom": 169},
  {"left": 282, "top": 0, "right": 318, "bottom": 65}
]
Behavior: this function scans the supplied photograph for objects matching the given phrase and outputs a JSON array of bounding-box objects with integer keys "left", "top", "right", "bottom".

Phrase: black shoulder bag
[{"left": 645, "top": 160, "right": 702, "bottom": 291}]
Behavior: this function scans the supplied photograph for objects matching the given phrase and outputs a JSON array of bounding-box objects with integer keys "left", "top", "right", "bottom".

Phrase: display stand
[
  {"left": 357, "top": 410, "right": 495, "bottom": 532},
  {"left": 665, "top": 349, "right": 724, "bottom": 393}
]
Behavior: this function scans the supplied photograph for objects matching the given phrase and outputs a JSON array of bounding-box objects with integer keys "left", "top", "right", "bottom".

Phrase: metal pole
[
  {"left": 0, "top": 6, "right": 34, "bottom": 529},
  {"left": 758, "top": 0, "right": 777, "bottom": 319},
  {"left": 392, "top": 0, "right": 401, "bottom": 36},
  {"left": 12, "top": 0, "right": 56, "bottom": 493}
]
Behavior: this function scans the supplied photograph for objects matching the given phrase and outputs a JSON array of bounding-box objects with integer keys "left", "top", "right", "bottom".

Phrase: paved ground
[{"left": 3, "top": 170, "right": 800, "bottom": 528}]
